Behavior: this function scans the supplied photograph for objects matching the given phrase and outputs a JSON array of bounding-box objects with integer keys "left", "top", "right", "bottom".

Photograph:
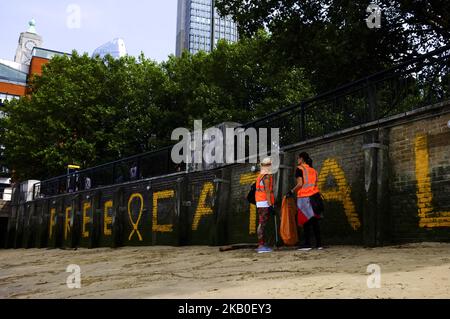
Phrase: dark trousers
[
  {"left": 257, "top": 207, "right": 270, "bottom": 246},
  {"left": 302, "top": 217, "right": 322, "bottom": 248}
]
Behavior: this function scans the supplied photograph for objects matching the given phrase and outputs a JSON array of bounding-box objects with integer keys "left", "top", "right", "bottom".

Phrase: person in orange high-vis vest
[
  {"left": 255, "top": 157, "right": 275, "bottom": 253},
  {"left": 287, "top": 152, "right": 324, "bottom": 251}
]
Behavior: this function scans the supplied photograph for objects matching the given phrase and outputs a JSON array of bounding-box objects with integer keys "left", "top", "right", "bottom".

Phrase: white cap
[{"left": 261, "top": 157, "right": 272, "bottom": 166}]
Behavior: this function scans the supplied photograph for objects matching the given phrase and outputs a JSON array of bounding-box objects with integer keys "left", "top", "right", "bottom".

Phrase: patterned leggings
[{"left": 257, "top": 207, "right": 270, "bottom": 246}]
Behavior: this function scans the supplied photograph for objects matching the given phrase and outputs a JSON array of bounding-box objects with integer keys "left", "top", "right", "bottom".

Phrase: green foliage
[
  {"left": 1, "top": 33, "right": 313, "bottom": 180},
  {"left": 216, "top": 0, "right": 450, "bottom": 92}
]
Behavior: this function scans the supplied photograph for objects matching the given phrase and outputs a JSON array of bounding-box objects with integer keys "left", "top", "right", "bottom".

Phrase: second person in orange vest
[
  {"left": 287, "top": 152, "right": 324, "bottom": 251},
  {"left": 255, "top": 157, "right": 275, "bottom": 254}
]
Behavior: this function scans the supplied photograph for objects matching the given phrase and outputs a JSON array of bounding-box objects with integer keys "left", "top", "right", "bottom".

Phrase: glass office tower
[{"left": 176, "top": 0, "right": 239, "bottom": 56}]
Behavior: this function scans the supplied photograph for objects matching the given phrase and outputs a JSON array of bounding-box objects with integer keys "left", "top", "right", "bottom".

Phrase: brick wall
[
  {"left": 389, "top": 111, "right": 450, "bottom": 242},
  {"left": 284, "top": 135, "right": 365, "bottom": 244},
  {"left": 4, "top": 102, "right": 450, "bottom": 249}
]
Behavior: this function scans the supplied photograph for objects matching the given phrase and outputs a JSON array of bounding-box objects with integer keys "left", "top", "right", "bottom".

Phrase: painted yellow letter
[
  {"left": 64, "top": 206, "right": 72, "bottom": 240},
  {"left": 152, "top": 190, "right": 175, "bottom": 233},
  {"left": 49, "top": 208, "right": 56, "bottom": 239},
  {"left": 415, "top": 134, "right": 450, "bottom": 227},
  {"left": 192, "top": 182, "right": 215, "bottom": 231},
  {"left": 82, "top": 202, "right": 91, "bottom": 238},
  {"left": 240, "top": 173, "right": 258, "bottom": 235},
  {"left": 103, "top": 200, "right": 113, "bottom": 236},
  {"left": 317, "top": 158, "right": 361, "bottom": 230}
]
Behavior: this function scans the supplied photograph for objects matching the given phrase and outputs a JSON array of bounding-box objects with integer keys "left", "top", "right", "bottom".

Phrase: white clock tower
[{"left": 14, "top": 19, "right": 43, "bottom": 65}]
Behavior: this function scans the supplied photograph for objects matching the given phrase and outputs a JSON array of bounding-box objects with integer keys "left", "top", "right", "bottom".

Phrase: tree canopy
[
  {"left": 216, "top": 0, "right": 450, "bottom": 91},
  {"left": 5, "top": 1, "right": 448, "bottom": 181},
  {"left": 1, "top": 33, "right": 313, "bottom": 180}
]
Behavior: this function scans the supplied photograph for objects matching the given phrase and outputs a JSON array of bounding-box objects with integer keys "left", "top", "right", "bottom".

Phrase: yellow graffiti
[
  {"left": 49, "top": 208, "right": 56, "bottom": 239},
  {"left": 152, "top": 190, "right": 175, "bottom": 233},
  {"left": 82, "top": 202, "right": 91, "bottom": 238},
  {"left": 317, "top": 159, "right": 361, "bottom": 230},
  {"left": 64, "top": 206, "right": 72, "bottom": 240},
  {"left": 128, "top": 193, "right": 144, "bottom": 241},
  {"left": 415, "top": 134, "right": 450, "bottom": 228},
  {"left": 240, "top": 173, "right": 258, "bottom": 235},
  {"left": 104, "top": 200, "right": 113, "bottom": 236},
  {"left": 192, "top": 182, "right": 215, "bottom": 231}
]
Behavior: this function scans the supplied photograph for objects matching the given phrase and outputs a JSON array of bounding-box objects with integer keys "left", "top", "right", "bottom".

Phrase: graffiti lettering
[
  {"left": 240, "top": 173, "right": 258, "bottom": 235},
  {"left": 152, "top": 190, "right": 175, "bottom": 232},
  {"left": 128, "top": 193, "right": 144, "bottom": 241},
  {"left": 82, "top": 202, "right": 91, "bottom": 238},
  {"left": 49, "top": 208, "right": 56, "bottom": 239},
  {"left": 192, "top": 182, "right": 214, "bottom": 230},
  {"left": 317, "top": 159, "right": 361, "bottom": 230},
  {"left": 103, "top": 200, "right": 113, "bottom": 236},
  {"left": 64, "top": 206, "right": 72, "bottom": 240},
  {"left": 415, "top": 134, "right": 450, "bottom": 227}
]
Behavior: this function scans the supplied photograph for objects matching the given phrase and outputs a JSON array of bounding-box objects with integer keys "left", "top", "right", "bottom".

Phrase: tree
[
  {"left": 102, "top": 54, "right": 175, "bottom": 155},
  {"left": 2, "top": 53, "right": 109, "bottom": 180},
  {"left": 163, "top": 31, "right": 313, "bottom": 126},
  {"left": 1, "top": 34, "right": 313, "bottom": 181},
  {"left": 1, "top": 52, "right": 172, "bottom": 180},
  {"left": 216, "top": 0, "right": 450, "bottom": 92}
]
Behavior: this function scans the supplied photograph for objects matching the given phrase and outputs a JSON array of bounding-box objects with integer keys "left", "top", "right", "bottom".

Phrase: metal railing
[
  {"left": 33, "top": 145, "right": 184, "bottom": 199},
  {"left": 32, "top": 44, "right": 450, "bottom": 199},
  {"left": 244, "top": 44, "right": 450, "bottom": 143}
]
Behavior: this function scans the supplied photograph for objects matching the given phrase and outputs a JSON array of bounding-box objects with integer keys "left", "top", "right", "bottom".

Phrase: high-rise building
[
  {"left": 92, "top": 38, "right": 128, "bottom": 59},
  {"left": 176, "top": 0, "right": 239, "bottom": 56}
]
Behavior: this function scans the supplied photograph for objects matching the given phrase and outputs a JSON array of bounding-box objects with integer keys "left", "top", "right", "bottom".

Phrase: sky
[{"left": 0, "top": 0, "right": 178, "bottom": 63}]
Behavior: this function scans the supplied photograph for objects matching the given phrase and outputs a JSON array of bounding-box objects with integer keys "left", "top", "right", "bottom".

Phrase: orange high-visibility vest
[
  {"left": 255, "top": 174, "right": 275, "bottom": 204},
  {"left": 297, "top": 164, "right": 319, "bottom": 198}
]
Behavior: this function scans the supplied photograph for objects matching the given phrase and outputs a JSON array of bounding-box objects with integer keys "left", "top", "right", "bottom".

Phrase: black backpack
[{"left": 247, "top": 182, "right": 257, "bottom": 205}]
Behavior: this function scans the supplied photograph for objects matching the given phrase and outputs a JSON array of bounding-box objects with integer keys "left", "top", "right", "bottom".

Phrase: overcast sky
[{"left": 0, "top": 0, "right": 178, "bottom": 62}]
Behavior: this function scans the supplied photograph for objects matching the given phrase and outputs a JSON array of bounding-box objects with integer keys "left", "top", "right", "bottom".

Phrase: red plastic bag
[{"left": 280, "top": 196, "right": 298, "bottom": 246}]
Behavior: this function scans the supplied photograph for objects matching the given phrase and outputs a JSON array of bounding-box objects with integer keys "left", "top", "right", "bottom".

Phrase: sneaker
[
  {"left": 297, "top": 246, "right": 312, "bottom": 251},
  {"left": 256, "top": 246, "right": 273, "bottom": 254}
]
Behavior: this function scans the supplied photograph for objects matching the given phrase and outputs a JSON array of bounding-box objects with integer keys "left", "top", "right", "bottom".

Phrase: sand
[{"left": 0, "top": 243, "right": 449, "bottom": 299}]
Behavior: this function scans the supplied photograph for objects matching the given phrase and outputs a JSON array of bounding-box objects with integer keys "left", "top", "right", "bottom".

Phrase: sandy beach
[{"left": 0, "top": 243, "right": 449, "bottom": 299}]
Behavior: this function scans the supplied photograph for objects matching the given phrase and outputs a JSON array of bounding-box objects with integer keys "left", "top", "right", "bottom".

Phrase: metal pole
[
  {"left": 367, "top": 79, "right": 378, "bottom": 121},
  {"left": 112, "top": 163, "right": 116, "bottom": 184},
  {"left": 300, "top": 102, "right": 306, "bottom": 141}
]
